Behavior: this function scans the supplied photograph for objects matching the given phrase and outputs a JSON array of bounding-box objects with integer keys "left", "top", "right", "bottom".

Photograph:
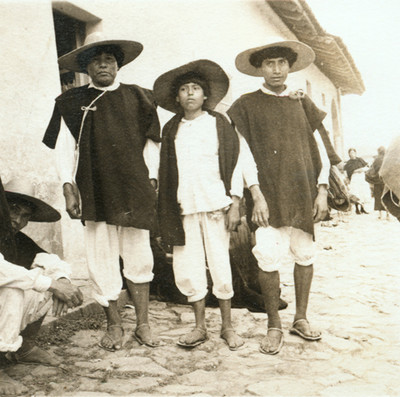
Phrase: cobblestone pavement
[{"left": 4, "top": 210, "right": 400, "bottom": 396}]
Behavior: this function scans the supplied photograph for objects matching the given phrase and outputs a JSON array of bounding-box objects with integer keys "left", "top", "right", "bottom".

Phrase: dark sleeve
[
  {"left": 359, "top": 157, "right": 368, "bottom": 167},
  {"left": 317, "top": 124, "right": 342, "bottom": 165},
  {"left": 134, "top": 86, "right": 161, "bottom": 143},
  {"left": 42, "top": 103, "right": 61, "bottom": 149},
  {"left": 227, "top": 98, "right": 251, "bottom": 143},
  {"left": 302, "top": 95, "right": 327, "bottom": 132}
]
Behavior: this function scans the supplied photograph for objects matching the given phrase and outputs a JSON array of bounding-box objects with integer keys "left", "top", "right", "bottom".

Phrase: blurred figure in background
[
  {"left": 344, "top": 148, "right": 370, "bottom": 214},
  {"left": 367, "top": 146, "right": 389, "bottom": 220}
]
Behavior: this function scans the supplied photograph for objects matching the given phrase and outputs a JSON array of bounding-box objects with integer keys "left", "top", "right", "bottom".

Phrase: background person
[{"left": 0, "top": 178, "right": 83, "bottom": 395}]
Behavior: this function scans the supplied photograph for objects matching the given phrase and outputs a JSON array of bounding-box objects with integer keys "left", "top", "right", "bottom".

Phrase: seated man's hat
[
  {"left": 58, "top": 31, "right": 143, "bottom": 73},
  {"left": 153, "top": 59, "right": 229, "bottom": 113},
  {"left": 235, "top": 36, "right": 315, "bottom": 76},
  {"left": 4, "top": 179, "right": 61, "bottom": 223}
]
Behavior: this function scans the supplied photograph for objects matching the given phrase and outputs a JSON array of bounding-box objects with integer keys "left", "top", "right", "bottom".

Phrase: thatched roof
[{"left": 268, "top": 0, "right": 365, "bottom": 95}]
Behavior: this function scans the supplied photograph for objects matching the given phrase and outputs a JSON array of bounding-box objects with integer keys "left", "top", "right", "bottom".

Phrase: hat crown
[
  {"left": 4, "top": 178, "right": 36, "bottom": 198},
  {"left": 82, "top": 32, "right": 110, "bottom": 47}
]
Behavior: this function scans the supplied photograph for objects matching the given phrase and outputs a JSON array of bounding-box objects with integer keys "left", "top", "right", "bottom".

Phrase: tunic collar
[
  {"left": 89, "top": 77, "right": 120, "bottom": 91},
  {"left": 260, "top": 84, "right": 291, "bottom": 97}
]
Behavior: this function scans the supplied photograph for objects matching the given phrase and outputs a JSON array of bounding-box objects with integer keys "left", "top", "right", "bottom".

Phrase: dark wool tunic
[
  {"left": 158, "top": 110, "right": 239, "bottom": 246},
  {"left": 228, "top": 91, "right": 327, "bottom": 236},
  {"left": 43, "top": 84, "right": 161, "bottom": 230},
  {"left": 14, "top": 232, "right": 45, "bottom": 270}
]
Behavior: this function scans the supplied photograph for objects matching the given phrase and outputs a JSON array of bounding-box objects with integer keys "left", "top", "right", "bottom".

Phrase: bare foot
[
  {"left": 290, "top": 318, "right": 321, "bottom": 341},
  {"left": 259, "top": 328, "right": 283, "bottom": 355},
  {"left": 220, "top": 328, "right": 244, "bottom": 351},
  {"left": 99, "top": 324, "right": 124, "bottom": 351},
  {"left": 0, "top": 370, "right": 27, "bottom": 395},
  {"left": 177, "top": 328, "right": 208, "bottom": 348},
  {"left": 12, "top": 346, "right": 61, "bottom": 366},
  {"left": 134, "top": 323, "right": 160, "bottom": 347}
]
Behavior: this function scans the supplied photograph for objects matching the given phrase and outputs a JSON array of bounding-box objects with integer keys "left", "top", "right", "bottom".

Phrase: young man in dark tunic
[
  {"left": 228, "top": 38, "right": 340, "bottom": 355},
  {"left": 155, "top": 60, "right": 244, "bottom": 350},
  {"left": 0, "top": 178, "right": 83, "bottom": 395},
  {"left": 43, "top": 33, "right": 161, "bottom": 351}
]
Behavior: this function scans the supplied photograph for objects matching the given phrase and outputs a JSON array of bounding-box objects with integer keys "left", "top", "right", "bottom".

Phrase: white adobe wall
[
  {"left": 68, "top": 0, "right": 340, "bottom": 135},
  {"left": 0, "top": 0, "right": 70, "bottom": 257}
]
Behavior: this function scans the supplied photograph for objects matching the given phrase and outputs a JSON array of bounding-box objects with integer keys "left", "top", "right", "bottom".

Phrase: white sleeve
[
  {"left": 230, "top": 154, "right": 244, "bottom": 198},
  {"left": 143, "top": 139, "right": 160, "bottom": 180},
  {"left": 32, "top": 253, "right": 72, "bottom": 281},
  {"left": 238, "top": 133, "right": 259, "bottom": 188},
  {"left": 0, "top": 254, "right": 52, "bottom": 292},
  {"left": 315, "top": 132, "right": 330, "bottom": 186},
  {"left": 55, "top": 117, "right": 76, "bottom": 185}
]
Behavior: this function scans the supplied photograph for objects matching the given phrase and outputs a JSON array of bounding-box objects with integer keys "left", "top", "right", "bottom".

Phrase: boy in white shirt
[{"left": 155, "top": 60, "right": 244, "bottom": 350}]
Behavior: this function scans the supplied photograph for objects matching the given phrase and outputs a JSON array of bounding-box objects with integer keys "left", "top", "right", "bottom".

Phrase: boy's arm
[
  {"left": 237, "top": 133, "right": 269, "bottom": 227},
  {"left": 143, "top": 138, "right": 160, "bottom": 190},
  {"left": 313, "top": 131, "right": 330, "bottom": 222}
]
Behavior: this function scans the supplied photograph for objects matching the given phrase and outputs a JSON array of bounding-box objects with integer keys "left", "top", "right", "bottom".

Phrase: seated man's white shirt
[
  {"left": 0, "top": 253, "right": 71, "bottom": 351},
  {"left": 175, "top": 112, "right": 242, "bottom": 215}
]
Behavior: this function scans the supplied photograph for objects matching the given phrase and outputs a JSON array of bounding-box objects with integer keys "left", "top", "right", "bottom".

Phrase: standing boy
[
  {"left": 155, "top": 60, "right": 244, "bottom": 350},
  {"left": 228, "top": 38, "right": 340, "bottom": 355},
  {"left": 43, "top": 32, "right": 161, "bottom": 351}
]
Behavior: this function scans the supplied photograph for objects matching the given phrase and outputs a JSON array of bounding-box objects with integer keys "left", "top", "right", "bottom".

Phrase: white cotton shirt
[
  {"left": 0, "top": 252, "right": 71, "bottom": 292},
  {"left": 175, "top": 112, "right": 243, "bottom": 215}
]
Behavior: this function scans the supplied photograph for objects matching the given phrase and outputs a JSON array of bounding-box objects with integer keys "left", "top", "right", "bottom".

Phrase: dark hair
[
  {"left": 172, "top": 71, "right": 210, "bottom": 97},
  {"left": 348, "top": 147, "right": 357, "bottom": 155},
  {"left": 249, "top": 46, "right": 298, "bottom": 68},
  {"left": 77, "top": 45, "right": 125, "bottom": 73},
  {"left": 377, "top": 146, "right": 386, "bottom": 156}
]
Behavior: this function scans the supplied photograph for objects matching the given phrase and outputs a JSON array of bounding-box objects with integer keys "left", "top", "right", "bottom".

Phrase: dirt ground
[{"left": 2, "top": 208, "right": 400, "bottom": 396}]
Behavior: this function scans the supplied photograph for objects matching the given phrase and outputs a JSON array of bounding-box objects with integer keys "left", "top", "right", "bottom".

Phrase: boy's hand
[
  {"left": 249, "top": 185, "right": 269, "bottom": 227},
  {"left": 63, "top": 183, "right": 81, "bottom": 219},
  {"left": 313, "top": 184, "right": 329, "bottom": 222},
  {"left": 226, "top": 197, "right": 241, "bottom": 231}
]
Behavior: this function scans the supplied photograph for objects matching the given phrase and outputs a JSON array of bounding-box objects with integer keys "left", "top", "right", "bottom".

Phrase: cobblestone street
[{"left": 4, "top": 210, "right": 400, "bottom": 396}]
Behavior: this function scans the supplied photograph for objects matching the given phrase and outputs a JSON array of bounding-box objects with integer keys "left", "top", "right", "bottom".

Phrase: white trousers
[
  {"left": 84, "top": 222, "right": 154, "bottom": 307},
  {"left": 173, "top": 211, "right": 233, "bottom": 303},
  {"left": 0, "top": 288, "right": 51, "bottom": 352},
  {"left": 253, "top": 226, "right": 316, "bottom": 272}
]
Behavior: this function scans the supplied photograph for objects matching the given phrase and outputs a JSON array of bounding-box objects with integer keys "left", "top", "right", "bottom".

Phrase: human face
[
  {"left": 260, "top": 57, "right": 290, "bottom": 93},
  {"left": 349, "top": 150, "right": 357, "bottom": 160},
  {"left": 8, "top": 201, "right": 33, "bottom": 234},
  {"left": 176, "top": 82, "right": 207, "bottom": 117},
  {"left": 87, "top": 52, "right": 118, "bottom": 87}
]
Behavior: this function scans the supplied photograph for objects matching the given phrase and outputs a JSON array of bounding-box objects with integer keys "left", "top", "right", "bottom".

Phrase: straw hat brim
[
  {"left": 5, "top": 191, "right": 61, "bottom": 223},
  {"left": 235, "top": 40, "right": 315, "bottom": 76},
  {"left": 58, "top": 39, "right": 143, "bottom": 73},
  {"left": 153, "top": 59, "right": 229, "bottom": 113}
]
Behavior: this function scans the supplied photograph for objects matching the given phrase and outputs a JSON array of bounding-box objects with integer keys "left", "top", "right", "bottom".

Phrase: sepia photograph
[{"left": 0, "top": 0, "right": 399, "bottom": 395}]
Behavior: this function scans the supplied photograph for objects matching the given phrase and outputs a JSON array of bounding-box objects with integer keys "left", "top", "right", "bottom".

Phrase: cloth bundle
[
  {"left": 379, "top": 136, "right": 400, "bottom": 220},
  {"left": 327, "top": 165, "right": 351, "bottom": 212}
]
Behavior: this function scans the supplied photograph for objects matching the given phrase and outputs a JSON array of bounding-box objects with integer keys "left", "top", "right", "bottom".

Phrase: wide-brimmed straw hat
[
  {"left": 58, "top": 31, "right": 143, "bottom": 73},
  {"left": 4, "top": 179, "right": 61, "bottom": 223},
  {"left": 235, "top": 37, "right": 315, "bottom": 76},
  {"left": 153, "top": 59, "right": 229, "bottom": 113}
]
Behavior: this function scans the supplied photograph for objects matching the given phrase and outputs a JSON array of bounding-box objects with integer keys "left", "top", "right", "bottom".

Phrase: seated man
[{"left": 0, "top": 178, "right": 83, "bottom": 395}]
